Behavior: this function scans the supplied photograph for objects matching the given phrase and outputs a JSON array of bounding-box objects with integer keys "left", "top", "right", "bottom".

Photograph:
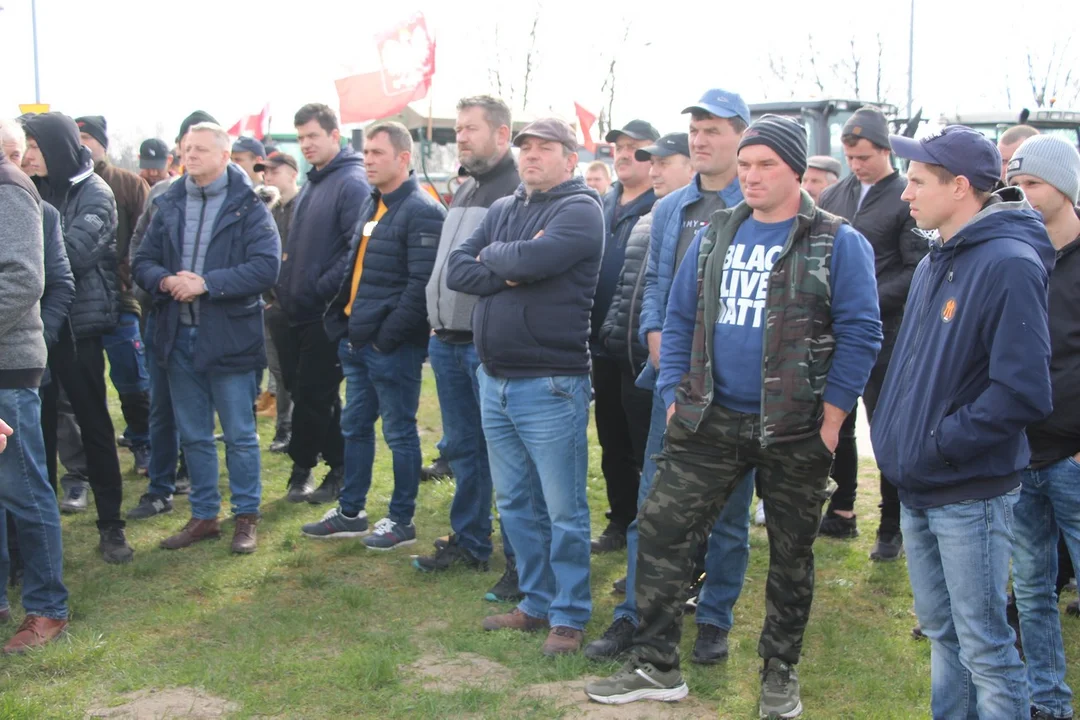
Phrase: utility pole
[
  {"left": 32, "top": 0, "right": 41, "bottom": 102},
  {"left": 906, "top": 0, "right": 914, "bottom": 119}
]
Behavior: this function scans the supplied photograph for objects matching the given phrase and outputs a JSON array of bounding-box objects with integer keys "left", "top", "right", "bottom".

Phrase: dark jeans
[
  {"left": 273, "top": 320, "right": 344, "bottom": 471},
  {"left": 829, "top": 331, "right": 901, "bottom": 530},
  {"left": 592, "top": 356, "right": 653, "bottom": 531},
  {"left": 41, "top": 332, "right": 125, "bottom": 530},
  {"left": 102, "top": 311, "right": 151, "bottom": 446}
]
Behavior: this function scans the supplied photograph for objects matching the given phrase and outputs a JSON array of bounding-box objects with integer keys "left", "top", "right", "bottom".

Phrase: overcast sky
[{"left": 1, "top": 0, "right": 1076, "bottom": 149}]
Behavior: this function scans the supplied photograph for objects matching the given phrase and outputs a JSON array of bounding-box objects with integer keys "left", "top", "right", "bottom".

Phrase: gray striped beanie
[{"left": 738, "top": 114, "right": 808, "bottom": 178}]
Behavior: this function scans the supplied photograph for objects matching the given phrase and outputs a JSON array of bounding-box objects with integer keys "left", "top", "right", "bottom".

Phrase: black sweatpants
[{"left": 592, "top": 356, "right": 653, "bottom": 531}]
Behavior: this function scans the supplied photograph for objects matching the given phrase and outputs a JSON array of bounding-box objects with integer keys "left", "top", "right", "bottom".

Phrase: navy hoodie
[
  {"left": 871, "top": 188, "right": 1054, "bottom": 509},
  {"left": 446, "top": 175, "right": 604, "bottom": 378}
]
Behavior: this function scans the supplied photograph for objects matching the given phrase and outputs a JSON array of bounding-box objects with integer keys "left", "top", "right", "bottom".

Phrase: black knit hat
[
  {"left": 842, "top": 107, "right": 891, "bottom": 150},
  {"left": 75, "top": 115, "right": 108, "bottom": 149},
  {"left": 738, "top": 114, "right": 808, "bottom": 177},
  {"left": 177, "top": 110, "right": 217, "bottom": 143}
]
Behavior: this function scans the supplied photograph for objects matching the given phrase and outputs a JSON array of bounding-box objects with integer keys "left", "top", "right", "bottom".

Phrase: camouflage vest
[{"left": 673, "top": 191, "right": 844, "bottom": 445}]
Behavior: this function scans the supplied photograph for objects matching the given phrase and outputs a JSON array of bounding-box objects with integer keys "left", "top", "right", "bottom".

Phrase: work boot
[
  {"left": 542, "top": 626, "right": 584, "bottom": 656},
  {"left": 307, "top": 466, "right": 344, "bottom": 505},
  {"left": 591, "top": 522, "right": 627, "bottom": 554},
  {"left": 160, "top": 517, "right": 221, "bottom": 550},
  {"left": 482, "top": 607, "right": 548, "bottom": 632},
  {"left": 584, "top": 617, "right": 636, "bottom": 660},
  {"left": 3, "top": 615, "right": 68, "bottom": 654},
  {"left": 99, "top": 527, "right": 134, "bottom": 564},
  {"left": 231, "top": 514, "right": 258, "bottom": 554}
]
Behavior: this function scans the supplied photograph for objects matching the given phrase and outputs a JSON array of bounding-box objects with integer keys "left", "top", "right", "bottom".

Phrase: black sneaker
[
  {"left": 269, "top": 425, "right": 291, "bottom": 454},
  {"left": 583, "top": 617, "right": 636, "bottom": 661},
  {"left": 1032, "top": 707, "right": 1072, "bottom": 720},
  {"left": 613, "top": 576, "right": 627, "bottom": 595},
  {"left": 1067, "top": 599, "right": 1080, "bottom": 618},
  {"left": 127, "top": 493, "right": 173, "bottom": 520},
  {"left": 591, "top": 522, "right": 627, "bottom": 554},
  {"left": 307, "top": 466, "right": 344, "bottom": 505},
  {"left": 174, "top": 456, "right": 191, "bottom": 495},
  {"left": 117, "top": 435, "right": 133, "bottom": 449},
  {"left": 819, "top": 509, "right": 858, "bottom": 539},
  {"left": 420, "top": 456, "right": 453, "bottom": 482},
  {"left": 870, "top": 527, "right": 904, "bottom": 561},
  {"left": 684, "top": 573, "right": 705, "bottom": 612},
  {"left": 99, "top": 527, "right": 134, "bottom": 564},
  {"left": 286, "top": 466, "right": 314, "bottom": 503},
  {"left": 433, "top": 533, "right": 456, "bottom": 551},
  {"left": 413, "top": 538, "right": 489, "bottom": 572},
  {"left": 132, "top": 444, "right": 150, "bottom": 477},
  {"left": 485, "top": 556, "right": 525, "bottom": 602},
  {"left": 691, "top": 623, "right": 729, "bottom": 664},
  {"left": 60, "top": 481, "right": 89, "bottom": 514}
]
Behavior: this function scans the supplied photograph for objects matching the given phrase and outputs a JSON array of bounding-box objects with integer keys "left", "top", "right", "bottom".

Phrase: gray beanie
[
  {"left": 842, "top": 107, "right": 890, "bottom": 150},
  {"left": 1006, "top": 135, "right": 1080, "bottom": 204}
]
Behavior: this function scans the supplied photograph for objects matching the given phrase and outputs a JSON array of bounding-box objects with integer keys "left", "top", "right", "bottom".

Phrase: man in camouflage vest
[{"left": 586, "top": 115, "right": 883, "bottom": 718}]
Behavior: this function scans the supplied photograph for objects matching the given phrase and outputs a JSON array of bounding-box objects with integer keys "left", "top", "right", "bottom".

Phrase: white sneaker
[{"left": 754, "top": 499, "right": 766, "bottom": 526}]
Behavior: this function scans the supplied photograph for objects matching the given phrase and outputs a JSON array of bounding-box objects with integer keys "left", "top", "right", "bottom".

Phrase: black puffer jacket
[
  {"left": 600, "top": 212, "right": 652, "bottom": 376},
  {"left": 24, "top": 112, "right": 120, "bottom": 339}
]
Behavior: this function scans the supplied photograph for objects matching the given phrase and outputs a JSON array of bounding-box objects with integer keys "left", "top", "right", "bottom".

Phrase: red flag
[
  {"left": 245, "top": 103, "right": 270, "bottom": 138},
  {"left": 336, "top": 13, "right": 436, "bottom": 124},
  {"left": 575, "top": 102, "right": 597, "bottom": 153},
  {"left": 227, "top": 119, "right": 243, "bottom": 137}
]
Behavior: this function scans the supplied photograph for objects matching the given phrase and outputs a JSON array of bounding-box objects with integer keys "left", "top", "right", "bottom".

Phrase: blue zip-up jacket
[
  {"left": 446, "top": 175, "right": 604, "bottom": 378},
  {"left": 133, "top": 163, "right": 282, "bottom": 374},
  {"left": 275, "top": 147, "right": 369, "bottom": 325},
  {"left": 871, "top": 188, "right": 1054, "bottom": 509},
  {"left": 638, "top": 174, "right": 742, "bottom": 361},
  {"left": 593, "top": 182, "right": 655, "bottom": 352}
]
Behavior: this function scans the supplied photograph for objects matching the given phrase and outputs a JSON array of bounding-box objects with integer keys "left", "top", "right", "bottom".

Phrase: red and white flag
[
  {"left": 228, "top": 103, "right": 271, "bottom": 139},
  {"left": 335, "top": 12, "right": 436, "bottom": 124},
  {"left": 575, "top": 102, "right": 597, "bottom": 154}
]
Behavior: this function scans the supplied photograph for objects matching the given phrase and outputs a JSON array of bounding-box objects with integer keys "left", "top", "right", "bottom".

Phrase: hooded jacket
[
  {"left": 275, "top": 147, "right": 370, "bottom": 325},
  {"left": 41, "top": 201, "right": 76, "bottom": 349},
  {"left": 871, "top": 188, "right": 1054, "bottom": 509},
  {"left": 23, "top": 112, "right": 120, "bottom": 339},
  {"left": 446, "top": 175, "right": 604, "bottom": 378}
]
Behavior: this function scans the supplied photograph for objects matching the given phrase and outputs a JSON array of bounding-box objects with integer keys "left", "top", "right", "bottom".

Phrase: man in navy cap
[
  {"left": 231, "top": 136, "right": 266, "bottom": 186},
  {"left": 139, "top": 138, "right": 173, "bottom": 187},
  {"left": 590, "top": 119, "right": 660, "bottom": 557},
  {"left": 872, "top": 126, "right": 1054, "bottom": 719}
]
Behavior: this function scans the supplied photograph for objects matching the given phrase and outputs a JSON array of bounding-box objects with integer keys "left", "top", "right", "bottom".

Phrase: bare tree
[
  {"left": 1026, "top": 42, "right": 1079, "bottom": 107},
  {"left": 597, "top": 19, "right": 632, "bottom": 137},
  {"left": 521, "top": 11, "right": 541, "bottom": 111},
  {"left": 763, "top": 33, "right": 897, "bottom": 106}
]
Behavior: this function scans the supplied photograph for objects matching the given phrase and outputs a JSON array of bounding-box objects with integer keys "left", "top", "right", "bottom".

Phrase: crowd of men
[{"left": 0, "top": 87, "right": 1078, "bottom": 720}]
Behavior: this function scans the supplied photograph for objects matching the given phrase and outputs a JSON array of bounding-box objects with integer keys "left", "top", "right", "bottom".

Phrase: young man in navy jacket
[
  {"left": 874, "top": 126, "right": 1054, "bottom": 719},
  {"left": 446, "top": 118, "right": 604, "bottom": 657}
]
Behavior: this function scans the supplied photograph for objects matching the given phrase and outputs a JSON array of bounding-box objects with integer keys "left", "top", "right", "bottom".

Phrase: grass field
[{"left": 2, "top": 366, "right": 1078, "bottom": 719}]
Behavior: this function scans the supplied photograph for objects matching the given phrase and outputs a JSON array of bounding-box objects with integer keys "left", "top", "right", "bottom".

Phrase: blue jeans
[
  {"left": 167, "top": 326, "right": 260, "bottom": 518},
  {"left": 145, "top": 313, "right": 180, "bottom": 498},
  {"left": 903, "top": 491, "right": 1028, "bottom": 720},
  {"left": 1014, "top": 458, "right": 1080, "bottom": 718},
  {"left": 428, "top": 336, "right": 512, "bottom": 562},
  {"left": 0, "top": 388, "right": 68, "bottom": 619},
  {"left": 338, "top": 340, "right": 425, "bottom": 524},
  {"left": 479, "top": 369, "right": 592, "bottom": 630},
  {"left": 616, "top": 388, "right": 753, "bottom": 629},
  {"left": 102, "top": 310, "right": 151, "bottom": 445}
]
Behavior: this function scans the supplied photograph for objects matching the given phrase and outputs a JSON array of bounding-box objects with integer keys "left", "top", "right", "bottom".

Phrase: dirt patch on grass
[
  {"left": 405, "top": 651, "right": 513, "bottom": 692},
  {"left": 86, "top": 687, "right": 239, "bottom": 719},
  {"left": 415, "top": 619, "right": 450, "bottom": 633},
  {"left": 519, "top": 678, "right": 714, "bottom": 719}
]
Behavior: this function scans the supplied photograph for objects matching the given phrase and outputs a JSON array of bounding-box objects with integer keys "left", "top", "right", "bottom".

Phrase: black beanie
[
  {"left": 177, "top": 110, "right": 218, "bottom": 143},
  {"left": 75, "top": 115, "right": 108, "bottom": 149},
  {"left": 738, "top": 114, "right": 808, "bottom": 178}
]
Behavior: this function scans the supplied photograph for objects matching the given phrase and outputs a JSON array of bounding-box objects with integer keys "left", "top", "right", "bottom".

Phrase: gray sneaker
[
  {"left": 759, "top": 658, "right": 802, "bottom": 719},
  {"left": 60, "top": 480, "right": 89, "bottom": 513},
  {"left": 301, "top": 507, "right": 370, "bottom": 539},
  {"left": 584, "top": 659, "right": 689, "bottom": 705},
  {"left": 362, "top": 518, "right": 417, "bottom": 550}
]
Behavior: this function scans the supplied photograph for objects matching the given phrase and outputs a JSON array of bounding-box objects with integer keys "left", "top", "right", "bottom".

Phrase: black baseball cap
[
  {"left": 635, "top": 133, "right": 690, "bottom": 161},
  {"left": 254, "top": 151, "right": 299, "bottom": 173},
  {"left": 605, "top": 119, "right": 661, "bottom": 144},
  {"left": 139, "top": 138, "right": 171, "bottom": 170},
  {"left": 890, "top": 126, "right": 1002, "bottom": 192}
]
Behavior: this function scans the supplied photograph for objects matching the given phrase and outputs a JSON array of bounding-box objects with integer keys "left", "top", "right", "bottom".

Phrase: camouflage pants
[{"left": 631, "top": 403, "right": 833, "bottom": 668}]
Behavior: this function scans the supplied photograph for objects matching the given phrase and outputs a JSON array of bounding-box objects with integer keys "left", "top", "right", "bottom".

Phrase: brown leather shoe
[
  {"left": 231, "top": 514, "right": 258, "bottom": 554},
  {"left": 160, "top": 517, "right": 221, "bottom": 550},
  {"left": 3, "top": 614, "right": 68, "bottom": 654},
  {"left": 255, "top": 391, "right": 276, "bottom": 418},
  {"left": 541, "top": 626, "right": 583, "bottom": 656},
  {"left": 481, "top": 607, "right": 548, "bottom": 633}
]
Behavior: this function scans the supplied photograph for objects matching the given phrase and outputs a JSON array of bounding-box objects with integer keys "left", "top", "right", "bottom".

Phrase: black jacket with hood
[{"left": 23, "top": 112, "right": 120, "bottom": 339}]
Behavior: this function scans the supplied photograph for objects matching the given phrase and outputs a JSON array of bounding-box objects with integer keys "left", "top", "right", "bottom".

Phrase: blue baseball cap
[
  {"left": 232, "top": 136, "right": 266, "bottom": 158},
  {"left": 889, "top": 126, "right": 1001, "bottom": 192},
  {"left": 682, "top": 89, "right": 751, "bottom": 126}
]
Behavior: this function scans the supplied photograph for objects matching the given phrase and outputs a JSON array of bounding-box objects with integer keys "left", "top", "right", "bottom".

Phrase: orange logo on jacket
[{"left": 941, "top": 298, "right": 957, "bottom": 323}]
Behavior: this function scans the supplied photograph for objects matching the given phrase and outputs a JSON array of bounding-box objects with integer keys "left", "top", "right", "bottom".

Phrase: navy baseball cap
[
  {"left": 232, "top": 136, "right": 266, "bottom": 158},
  {"left": 635, "top": 133, "right": 690, "bottom": 161},
  {"left": 604, "top": 119, "right": 661, "bottom": 144},
  {"left": 682, "top": 89, "right": 751, "bottom": 126},
  {"left": 890, "top": 126, "right": 1002, "bottom": 192},
  {"left": 139, "top": 138, "right": 171, "bottom": 170}
]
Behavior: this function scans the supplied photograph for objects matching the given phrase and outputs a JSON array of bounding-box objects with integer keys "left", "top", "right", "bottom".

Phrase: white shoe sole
[
  {"left": 301, "top": 529, "right": 370, "bottom": 539},
  {"left": 760, "top": 700, "right": 803, "bottom": 718},
  {"left": 364, "top": 538, "right": 417, "bottom": 551},
  {"left": 586, "top": 683, "right": 689, "bottom": 705}
]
